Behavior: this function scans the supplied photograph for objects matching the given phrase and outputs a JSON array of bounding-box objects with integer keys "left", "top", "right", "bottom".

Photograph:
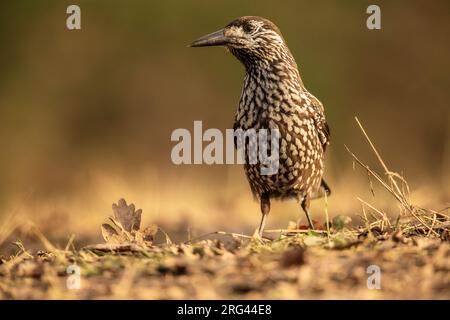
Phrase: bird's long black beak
[{"left": 190, "top": 29, "right": 231, "bottom": 47}]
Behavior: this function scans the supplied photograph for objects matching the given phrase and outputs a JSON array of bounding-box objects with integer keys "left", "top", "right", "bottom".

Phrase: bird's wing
[
  {"left": 233, "top": 121, "right": 239, "bottom": 150},
  {"left": 308, "top": 94, "right": 330, "bottom": 152}
]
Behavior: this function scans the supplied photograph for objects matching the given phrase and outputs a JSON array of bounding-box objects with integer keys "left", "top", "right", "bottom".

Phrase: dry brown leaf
[
  {"left": 112, "top": 198, "right": 142, "bottom": 233},
  {"left": 101, "top": 224, "right": 123, "bottom": 244},
  {"left": 280, "top": 247, "right": 305, "bottom": 268},
  {"left": 142, "top": 224, "right": 159, "bottom": 242},
  {"left": 87, "top": 199, "right": 160, "bottom": 251},
  {"left": 392, "top": 229, "right": 410, "bottom": 244},
  {"left": 297, "top": 220, "right": 325, "bottom": 231}
]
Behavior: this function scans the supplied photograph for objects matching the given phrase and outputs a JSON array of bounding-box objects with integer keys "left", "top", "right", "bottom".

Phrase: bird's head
[{"left": 190, "top": 16, "right": 291, "bottom": 68}]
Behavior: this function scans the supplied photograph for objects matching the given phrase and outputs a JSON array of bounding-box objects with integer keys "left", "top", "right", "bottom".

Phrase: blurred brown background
[{"left": 0, "top": 1, "right": 449, "bottom": 244}]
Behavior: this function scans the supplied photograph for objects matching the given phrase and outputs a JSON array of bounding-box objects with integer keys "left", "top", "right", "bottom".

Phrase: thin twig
[
  {"left": 184, "top": 231, "right": 254, "bottom": 244},
  {"left": 65, "top": 234, "right": 76, "bottom": 252},
  {"left": 357, "top": 197, "right": 392, "bottom": 227},
  {"left": 345, "top": 144, "right": 438, "bottom": 236},
  {"left": 354, "top": 117, "right": 404, "bottom": 198}
]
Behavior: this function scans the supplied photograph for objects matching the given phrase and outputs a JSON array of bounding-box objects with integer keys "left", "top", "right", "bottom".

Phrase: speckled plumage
[{"left": 191, "top": 16, "right": 330, "bottom": 235}]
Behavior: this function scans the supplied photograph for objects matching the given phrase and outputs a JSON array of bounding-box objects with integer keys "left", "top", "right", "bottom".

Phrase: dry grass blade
[
  {"left": 354, "top": 117, "right": 405, "bottom": 198},
  {"left": 344, "top": 145, "right": 402, "bottom": 203},
  {"left": 324, "top": 193, "right": 331, "bottom": 241},
  {"left": 158, "top": 227, "right": 173, "bottom": 245},
  {"left": 0, "top": 218, "right": 21, "bottom": 248},
  {"left": 346, "top": 118, "right": 440, "bottom": 236},
  {"left": 357, "top": 197, "right": 391, "bottom": 227},
  {"left": 29, "top": 223, "right": 57, "bottom": 252},
  {"left": 427, "top": 214, "right": 437, "bottom": 237},
  {"left": 346, "top": 145, "right": 437, "bottom": 236},
  {"left": 64, "top": 234, "right": 76, "bottom": 252}
]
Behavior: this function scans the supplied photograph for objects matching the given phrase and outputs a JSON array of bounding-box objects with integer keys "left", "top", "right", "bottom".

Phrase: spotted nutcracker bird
[{"left": 191, "top": 16, "right": 331, "bottom": 237}]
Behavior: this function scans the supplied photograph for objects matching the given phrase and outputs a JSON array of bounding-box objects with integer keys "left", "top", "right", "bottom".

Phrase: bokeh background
[{"left": 0, "top": 1, "right": 449, "bottom": 248}]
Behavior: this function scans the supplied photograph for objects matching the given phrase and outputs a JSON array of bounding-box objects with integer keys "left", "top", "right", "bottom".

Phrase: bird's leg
[
  {"left": 257, "top": 194, "right": 270, "bottom": 237},
  {"left": 310, "top": 179, "right": 332, "bottom": 200},
  {"left": 301, "top": 197, "right": 315, "bottom": 229}
]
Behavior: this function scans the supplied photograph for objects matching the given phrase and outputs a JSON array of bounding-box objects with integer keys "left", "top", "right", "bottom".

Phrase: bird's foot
[{"left": 251, "top": 229, "right": 270, "bottom": 243}]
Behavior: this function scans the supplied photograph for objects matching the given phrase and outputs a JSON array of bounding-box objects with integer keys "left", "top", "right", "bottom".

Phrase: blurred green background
[{"left": 0, "top": 1, "right": 449, "bottom": 242}]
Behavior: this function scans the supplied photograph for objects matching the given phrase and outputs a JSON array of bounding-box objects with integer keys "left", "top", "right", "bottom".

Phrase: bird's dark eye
[{"left": 243, "top": 23, "right": 254, "bottom": 33}]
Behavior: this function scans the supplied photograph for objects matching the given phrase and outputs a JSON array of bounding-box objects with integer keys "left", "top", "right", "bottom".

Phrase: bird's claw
[{"left": 251, "top": 229, "right": 270, "bottom": 243}]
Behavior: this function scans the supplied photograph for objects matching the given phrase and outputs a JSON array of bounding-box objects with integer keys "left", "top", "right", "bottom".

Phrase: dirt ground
[{"left": 1, "top": 223, "right": 449, "bottom": 299}]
